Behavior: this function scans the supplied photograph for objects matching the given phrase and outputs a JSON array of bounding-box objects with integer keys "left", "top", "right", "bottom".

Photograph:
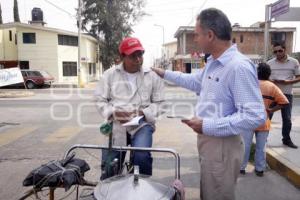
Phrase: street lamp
[
  {"left": 154, "top": 24, "right": 165, "bottom": 46},
  {"left": 154, "top": 24, "right": 165, "bottom": 68}
]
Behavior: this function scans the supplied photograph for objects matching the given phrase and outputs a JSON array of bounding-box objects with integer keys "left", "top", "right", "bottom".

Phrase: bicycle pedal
[{"left": 134, "top": 165, "right": 139, "bottom": 184}]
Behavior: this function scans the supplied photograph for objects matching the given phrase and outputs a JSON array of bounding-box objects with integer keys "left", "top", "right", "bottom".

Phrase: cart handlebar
[{"left": 64, "top": 144, "right": 181, "bottom": 179}]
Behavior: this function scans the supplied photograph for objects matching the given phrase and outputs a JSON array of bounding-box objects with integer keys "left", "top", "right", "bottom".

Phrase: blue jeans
[
  {"left": 101, "top": 125, "right": 154, "bottom": 179},
  {"left": 269, "top": 94, "right": 293, "bottom": 143},
  {"left": 241, "top": 131, "right": 269, "bottom": 172}
]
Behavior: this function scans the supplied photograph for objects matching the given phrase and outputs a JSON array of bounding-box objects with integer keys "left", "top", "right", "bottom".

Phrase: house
[
  {"left": 173, "top": 23, "right": 295, "bottom": 73},
  {"left": 163, "top": 41, "right": 177, "bottom": 70},
  {"left": 163, "top": 41, "right": 177, "bottom": 61},
  {"left": 231, "top": 22, "right": 295, "bottom": 63},
  {"left": 0, "top": 8, "right": 102, "bottom": 86}
]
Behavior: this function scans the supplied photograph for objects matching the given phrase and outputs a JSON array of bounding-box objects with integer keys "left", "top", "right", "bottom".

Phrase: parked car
[{"left": 21, "top": 70, "right": 54, "bottom": 89}]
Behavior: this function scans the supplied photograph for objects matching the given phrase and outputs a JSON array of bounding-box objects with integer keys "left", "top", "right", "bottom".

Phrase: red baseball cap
[{"left": 119, "top": 37, "right": 145, "bottom": 55}]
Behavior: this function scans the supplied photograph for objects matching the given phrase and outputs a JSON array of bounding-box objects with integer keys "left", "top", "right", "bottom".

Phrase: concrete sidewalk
[{"left": 266, "top": 103, "right": 300, "bottom": 188}]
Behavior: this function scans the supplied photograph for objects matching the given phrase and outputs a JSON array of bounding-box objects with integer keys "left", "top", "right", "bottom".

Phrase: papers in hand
[
  {"left": 166, "top": 115, "right": 189, "bottom": 120},
  {"left": 122, "top": 116, "right": 144, "bottom": 127}
]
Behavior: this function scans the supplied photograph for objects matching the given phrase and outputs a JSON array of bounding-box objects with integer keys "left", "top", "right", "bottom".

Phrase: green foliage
[
  {"left": 81, "top": 0, "right": 146, "bottom": 70},
  {"left": 292, "top": 52, "right": 300, "bottom": 63},
  {"left": 14, "top": 0, "right": 20, "bottom": 22}
]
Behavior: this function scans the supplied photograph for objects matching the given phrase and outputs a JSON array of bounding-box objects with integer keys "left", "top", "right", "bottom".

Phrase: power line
[
  {"left": 147, "top": 6, "right": 198, "bottom": 13},
  {"left": 42, "top": 0, "right": 75, "bottom": 18},
  {"left": 187, "top": 0, "right": 209, "bottom": 25},
  {"left": 147, "top": 0, "right": 200, "bottom": 8}
]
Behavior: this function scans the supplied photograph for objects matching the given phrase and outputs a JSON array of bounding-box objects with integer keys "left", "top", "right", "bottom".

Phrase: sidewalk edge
[{"left": 266, "top": 148, "right": 300, "bottom": 188}]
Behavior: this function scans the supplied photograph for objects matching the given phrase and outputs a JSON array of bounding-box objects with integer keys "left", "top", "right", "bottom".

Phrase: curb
[
  {"left": 0, "top": 91, "right": 35, "bottom": 98},
  {"left": 51, "top": 84, "right": 78, "bottom": 88},
  {"left": 266, "top": 148, "right": 300, "bottom": 189}
]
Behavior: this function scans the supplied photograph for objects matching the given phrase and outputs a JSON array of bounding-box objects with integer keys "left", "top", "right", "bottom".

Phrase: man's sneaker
[
  {"left": 255, "top": 170, "right": 264, "bottom": 177},
  {"left": 283, "top": 141, "right": 298, "bottom": 149},
  {"left": 240, "top": 170, "right": 246, "bottom": 175}
]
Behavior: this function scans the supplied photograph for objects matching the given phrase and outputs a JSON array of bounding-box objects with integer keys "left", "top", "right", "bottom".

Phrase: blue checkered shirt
[{"left": 164, "top": 45, "right": 266, "bottom": 137}]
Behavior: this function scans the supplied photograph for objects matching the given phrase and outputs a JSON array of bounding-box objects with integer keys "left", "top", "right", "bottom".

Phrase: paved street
[{"left": 0, "top": 86, "right": 300, "bottom": 200}]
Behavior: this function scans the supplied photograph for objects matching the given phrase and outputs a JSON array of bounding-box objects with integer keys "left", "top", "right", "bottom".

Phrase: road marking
[
  {"left": 0, "top": 126, "right": 38, "bottom": 147},
  {"left": 44, "top": 126, "right": 82, "bottom": 143}
]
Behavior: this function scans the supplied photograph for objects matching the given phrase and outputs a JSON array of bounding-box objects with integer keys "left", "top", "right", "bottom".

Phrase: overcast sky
[{"left": 1, "top": 0, "right": 300, "bottom": 66}]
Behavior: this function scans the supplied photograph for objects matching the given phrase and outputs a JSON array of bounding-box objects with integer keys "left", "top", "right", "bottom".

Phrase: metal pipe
[
  {"left": 64, "top": 144, "right": 181, "bottom": 179},
  {"left": 77, "top": 0, "right": 82, "bottom": 87}
]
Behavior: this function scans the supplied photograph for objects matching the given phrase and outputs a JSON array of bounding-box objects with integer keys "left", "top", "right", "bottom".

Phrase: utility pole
[
  {"left": 77, "top": 0, "right": 82, "bottom": 87},
  {"left": 0, "top": 3, "right": 3, "bottom": 24},
  {"left": 264, "top": 4, "right": 271, "bottom": 62}
]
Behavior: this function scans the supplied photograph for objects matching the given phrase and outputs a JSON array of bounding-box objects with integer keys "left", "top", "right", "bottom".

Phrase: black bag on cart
[{"left": 23, "top": 154, "right": 90, "bottom": 191}]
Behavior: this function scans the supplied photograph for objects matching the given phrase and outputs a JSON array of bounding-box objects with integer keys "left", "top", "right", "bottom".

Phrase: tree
[
  {"left": 81, "top": 0, "right": 146, "bottom": 70},
  {"left": 0, "top": 3, "right": 3, "bottom": 24},
  {"left": 292, "top": 52, "right": 300, "bottom": 63},
  {"left": 14, "top": 0, "right": 20, "bottom": 22}
]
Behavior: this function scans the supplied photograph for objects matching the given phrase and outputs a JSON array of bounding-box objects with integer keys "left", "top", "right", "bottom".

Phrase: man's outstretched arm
[{"left": 151, "top": 67, "right": 203, "bottom": 93}]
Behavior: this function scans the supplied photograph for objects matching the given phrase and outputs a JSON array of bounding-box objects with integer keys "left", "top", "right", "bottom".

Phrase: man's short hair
[
  {"left": 273, "top": 41, "right": 286, "bottom": 49},
  {"left": 197, "top": 8, "right": 232, "bottom": 41},
  {"left": 257, "top": 62, "right": 271, "bottom": 80}
]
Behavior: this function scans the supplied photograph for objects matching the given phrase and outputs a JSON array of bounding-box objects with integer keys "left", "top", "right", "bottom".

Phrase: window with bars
[
  {"left": 58, "top": 34, "right": 78, "bottom": 46},
  {"left": 9, "top": 30, "right": 12, "bottom": 41},
  {"left": 23, "top": 33, "right": 36, "bottom": 44},
  {"left": 240, "top": 35, "right": 244, "bottom": 43},
  {"left": 89, "top": 63, "right": 96, "bottom": 75},
  {"left": 62, "top": 62, "right": 77, "bottom": 76},
  {"left": 271, "top": 32, "right": 286, "bottom": 45}
]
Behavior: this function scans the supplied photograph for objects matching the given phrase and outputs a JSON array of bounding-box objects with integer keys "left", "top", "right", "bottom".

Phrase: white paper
[
  {"left": 122, "top": 116, "right": 144, "bottom": 127},
  {"left": 166, "top": 115, "right": 190, "bottom": 120}
]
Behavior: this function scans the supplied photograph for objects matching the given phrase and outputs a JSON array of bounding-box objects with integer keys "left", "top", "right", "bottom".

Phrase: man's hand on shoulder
[{"left": 151, "top": 67, "right": 165, "bottom": 78}]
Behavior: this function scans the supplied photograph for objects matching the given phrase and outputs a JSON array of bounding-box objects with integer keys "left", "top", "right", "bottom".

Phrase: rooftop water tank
[{"left": 32, "top": 7, "right": 43, "bottom": 22}]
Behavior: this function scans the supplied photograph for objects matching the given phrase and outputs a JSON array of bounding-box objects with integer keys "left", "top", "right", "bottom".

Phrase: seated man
[{"left": 94, "top": 37, "right": 165, "bottom": 179}]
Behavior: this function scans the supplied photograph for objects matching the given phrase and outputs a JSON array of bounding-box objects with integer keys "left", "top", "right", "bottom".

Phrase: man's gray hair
[{"left": 197, "top": 8, "right": 232, "bottom": 41}]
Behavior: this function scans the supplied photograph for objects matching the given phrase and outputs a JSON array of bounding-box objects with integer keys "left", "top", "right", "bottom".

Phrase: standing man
[
  {"left": 152, "top": 8, "right": 266, "bottom": 200},
  {"left": 268, "top": 42, "right": 300, "bottom": 148},
  {"left": 94, "top": 37, "right": 165, "bottom": 179}
]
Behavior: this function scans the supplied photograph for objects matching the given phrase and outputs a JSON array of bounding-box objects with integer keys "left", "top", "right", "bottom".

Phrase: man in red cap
[{"left": 94, "top": 37, "right": 165, "bottom": 179}]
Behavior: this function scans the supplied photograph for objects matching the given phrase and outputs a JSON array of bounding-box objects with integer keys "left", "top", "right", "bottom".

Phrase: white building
[
  {"left": 162, "top": 41, "right": 177, "bottom": 70},
  {"left": 0, "top": 22, "right": 102, "bottom": 86},
  {"left": 163, "top": 41, "right": 177, "bottom": 61}
]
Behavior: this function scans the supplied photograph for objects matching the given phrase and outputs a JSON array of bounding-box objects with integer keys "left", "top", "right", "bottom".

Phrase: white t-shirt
[
  {"left": 268, "top": 56, "right": 300, "bottom": 94},
  {"left": 125, "top": 71, "right": 138, "bottom": 92}
]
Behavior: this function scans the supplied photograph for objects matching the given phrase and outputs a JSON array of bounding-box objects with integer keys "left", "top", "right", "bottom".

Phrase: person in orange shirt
[{"left": 240, "top": 62, "right": 289, "bottom": 177}]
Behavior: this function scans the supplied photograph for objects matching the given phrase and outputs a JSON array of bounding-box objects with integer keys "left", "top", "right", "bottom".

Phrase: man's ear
[{"left": 207, "top": 30, "right": 215, "bottom": 42}]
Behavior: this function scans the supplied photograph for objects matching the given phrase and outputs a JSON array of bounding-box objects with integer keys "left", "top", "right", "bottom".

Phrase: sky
[{"left": 1, "top": 0, "right": 300, "bottom": 66}]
